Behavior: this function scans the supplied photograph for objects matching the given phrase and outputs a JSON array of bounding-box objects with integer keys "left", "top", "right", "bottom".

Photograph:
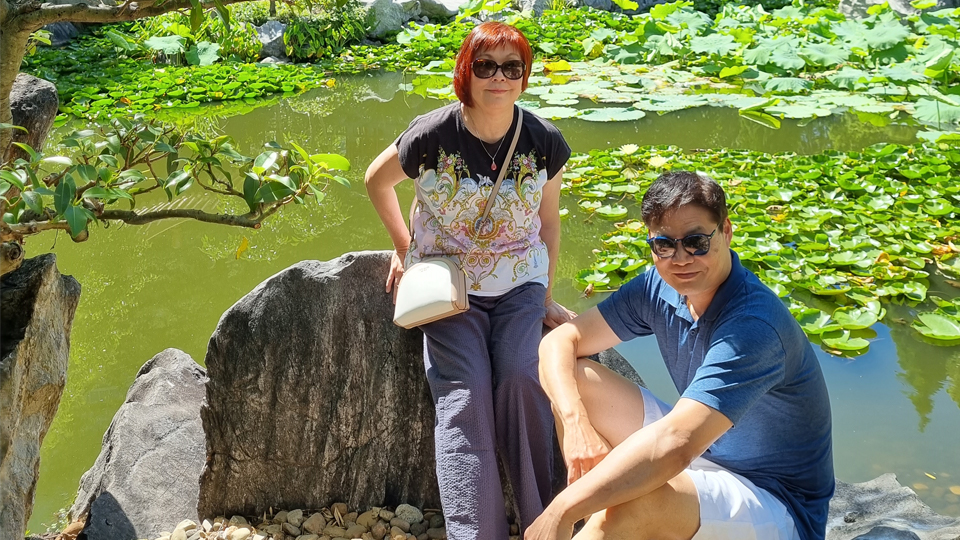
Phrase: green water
[{"left": 29, "top": 74, "right": 960, "bottom": 533}]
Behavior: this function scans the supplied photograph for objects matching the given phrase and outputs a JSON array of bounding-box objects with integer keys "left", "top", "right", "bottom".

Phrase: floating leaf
[
  {"left": 912, "top": 312, "right": 960, "bottom": 340},
  {"left": 914, "top": 98, "right": 960, "bottom": 126},
  {"left": 799, "top": 44, "right": 849, "bottom": 67},
  {"left": 764, "top": 78, "right": 813, "bottom": 94},
  {"left": 532, "top": 106, "right": 579, "bottom": 119},
  {"left": 821, "top": 330, "right": 871, "bottom": 351},
  {"left": 690, "top": 34, "right": 738, "bottom": 57},
  {"left": 577, "top": 108, "right": 646, "bottom": 122},
  {"left": 832, "top": 307, "right": 880, "bottom": 330}
]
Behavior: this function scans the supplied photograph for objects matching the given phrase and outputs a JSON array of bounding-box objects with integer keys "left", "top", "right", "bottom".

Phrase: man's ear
[{"left": 721, "top": 217, "right": 734, "bottom": 246}]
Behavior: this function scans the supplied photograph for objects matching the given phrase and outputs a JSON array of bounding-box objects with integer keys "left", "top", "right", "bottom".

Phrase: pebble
[
  {"left": 265, "top": 524, "right": 282, "bottom": 534},
  {"left": 287, "top": 510, "right": 305, "bottom": 527},
  {"left": 231, "top": 527, "right": 253, "bottom": 540},
  {"left": 391, "top": 525, "right": 407, "bottom": 538},
  {"left": 171, "top": 528, "right": 187, "bottom": 540},
  {"left": 425, "top": 527, "right": 445, "bottom": 540},
  {"left": 344, "top": 524, "right": 368, "bottom": 537},
  {"left": 379, "top": 510, "right": 395, "bottom": 521},
  {"left": 409, "top": 522, "right": 426, "bottom": 536},
  {"left": 187, "top": 531, "right": 203, "bottom": 540},
  {"left": 302, "top": 513, "right": 327, "bottom": 534},
  {"left": 428, "top": 515, "right": 444, "bottom": 530},
  {"left": 296, "top": 535, "right": 319, "bottom": 540},
  {"left": 371, "top": 523, "right": 388, "bottom": 538},
  {"left": 274, "top": 511, "right": 289, "bottom": 524},
  {"left": 231, "top": 516, "right": 250, "bottom": 527},
  {"left": 390, "top": 518, "right": 410, "bottom": 533},
  {"left": 356, "top": 510, "right": 379, "bottom": 529},
  {"left": 282, "top": 522, "right": 302, "bottom": 536},
  {"left": 323, "top": 525, "right": 348, "bottom": 537},
  {"left": 203, "top": 520, "right": 215, "bottom": 532},
  {"left": 394, "top": 505, "right": 423, "bottom": 525},
  {"left": 331, "top": 502, "right": 349, "bottom": 517}
]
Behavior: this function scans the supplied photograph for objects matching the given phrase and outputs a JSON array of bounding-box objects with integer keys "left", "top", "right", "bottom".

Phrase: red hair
[{"left": 453, "top": 22, "right": 533, "bottom": 108}]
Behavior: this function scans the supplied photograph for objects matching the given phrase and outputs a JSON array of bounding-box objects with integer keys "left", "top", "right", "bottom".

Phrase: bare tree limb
[
  {"left": 1, "top": 220, "right": 71, "bottom": 242},
  {"left": 99, "top": 208, "right": 264, "bottom": 227},
  {"left": 14, "top": 0, "right": 251, "bottom": 32}
]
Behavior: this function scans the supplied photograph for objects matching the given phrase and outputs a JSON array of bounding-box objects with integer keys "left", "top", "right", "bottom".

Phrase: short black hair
[{"left": 641, "top": 171, "right": 728, "bottom": 229}]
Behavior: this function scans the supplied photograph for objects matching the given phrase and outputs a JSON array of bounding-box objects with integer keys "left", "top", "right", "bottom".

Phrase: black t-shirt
[{"left": 395, "top": 102, "right": 572, "bottom": 294}]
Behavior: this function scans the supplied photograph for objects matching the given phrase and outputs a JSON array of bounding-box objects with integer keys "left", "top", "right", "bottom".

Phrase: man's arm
[
  {"left": 526, "top": 398, "right": 733, "bottom": 540},
  {"left": 539, "top": 308, "right": 622, "bottom": 483}
]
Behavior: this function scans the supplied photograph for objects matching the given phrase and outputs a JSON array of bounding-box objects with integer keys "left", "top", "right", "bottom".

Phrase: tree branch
[
  {"left": 1, "top": 220, "right": 70, "bottom": 242},
  {"left": 100, "top": 208, "right": 263, "bottom": 227},
  {"left": 15, "top": 0, "right": 251, "bottom": 32}
]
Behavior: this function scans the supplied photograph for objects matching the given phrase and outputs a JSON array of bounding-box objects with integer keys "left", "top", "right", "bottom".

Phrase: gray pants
[{"left": 421, "top": 282, "right": 555, "bottom": 540}]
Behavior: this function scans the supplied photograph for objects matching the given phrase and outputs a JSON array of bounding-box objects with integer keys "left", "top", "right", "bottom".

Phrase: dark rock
[
  {"left": 199, "top": 251, "right": 440, "bottom": 516},
  {"left": 69, "top": 349, "right": 207, "bottom": 540},
  {"left": 827, "top": 474, "right": 960, "bottom": 539},
  {"left": 198, "top": 251, "right": 644, "bottom": 521},
  {"left": 0, "top": 255, "right": 80, "bottom": 540},
  {"left": 5, "top": 74, "right": 58, "bottom": 162},
  {"left": 256, "top": 21, "right": 286, "bottom": 60},
  {"left": 43, "top": 22, "right": 79, "bottom": 47}
]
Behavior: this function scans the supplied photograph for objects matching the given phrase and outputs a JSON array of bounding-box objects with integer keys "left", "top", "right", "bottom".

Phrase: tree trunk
[{"left": 0, "top": 27, "right": 30, "bottom": 161}]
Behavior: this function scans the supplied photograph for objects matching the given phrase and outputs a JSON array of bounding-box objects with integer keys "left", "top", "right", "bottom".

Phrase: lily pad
[
  {"left": 821, "top": 330, "right": 871, "bottom": 351},
  {"left": 577, "top": 108, "right": 646, "bottom": 122},
  {"left": 912, "top": 312, "right": 960, "bottom": 341}
]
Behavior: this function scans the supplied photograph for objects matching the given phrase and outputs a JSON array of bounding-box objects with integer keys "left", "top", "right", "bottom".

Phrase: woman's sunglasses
[
  {"left": 472, "top": 59, "right": 526, "bottom": 80},
  {"left": 646, "top": 226, "right": 718, "bottom": 258}
]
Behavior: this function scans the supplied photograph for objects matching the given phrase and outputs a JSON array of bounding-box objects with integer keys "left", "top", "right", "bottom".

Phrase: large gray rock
[
  {"left": 256, "top": 20, "right": 287, "bottom": 60},
  {"left": 360, "top": 0, "right": 421, "bottom": 38},
  {"left": 827, "top": 474, "right": 960, "bottom": 539},
  {"left": 0, "top": 255, "right": 80, "bottom": 540},
  {"left": 198, "top": 251, "right": 644, "bottom": 520},
  {"left": 418, "top": 0, "right": 465, "bottom": 19},
  {"left": 69, "top": 349, "right": 207, "bottom": 540},
  {"left": 4, "top": 74, "right": 58, "bottom": 162},
  {"left": 43, "top": 22, "right": 79, "bottom": 47}
]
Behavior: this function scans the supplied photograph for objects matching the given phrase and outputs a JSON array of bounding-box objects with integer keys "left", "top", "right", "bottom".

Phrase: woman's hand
[
  {"left": 386, "top": 248, "right": 407, "bottom": 302},
  {"left": 563, "top": 419, "right": 611, "bottom": 485},
  {"left": 544, "top": 298, "right": 577, "bottom": 329}
]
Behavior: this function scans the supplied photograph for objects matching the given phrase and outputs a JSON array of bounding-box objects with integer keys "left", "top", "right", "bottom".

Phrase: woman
[{"left": 365, "top": 22, "right": 574, "bottom": 539}]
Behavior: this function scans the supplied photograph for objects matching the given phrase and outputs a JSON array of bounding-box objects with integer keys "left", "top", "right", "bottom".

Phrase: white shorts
[{"left": 639, "top": 386, "right": 801, "bottom": 540}]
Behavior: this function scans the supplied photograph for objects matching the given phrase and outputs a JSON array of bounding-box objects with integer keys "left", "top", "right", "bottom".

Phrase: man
[{"left": 526, "top": 171, "right": 834, "bottom": 540}]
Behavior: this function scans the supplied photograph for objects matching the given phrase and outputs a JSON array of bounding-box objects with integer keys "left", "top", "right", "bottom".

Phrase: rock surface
[
  {"left": 255, "top": 20, "right": 286, "bottom": 60},
  {"left": 43, "top": 21, "right": 79, "bottom": 47},
  {"left": 70, "top": 349, "right": 208, "bottom": 540},
  {"left": 5, "top": 74, "right": 59, "bottom": 162},
  {"left": 199, "top": 251, "right": 440, "bottom": 517},
  {"left": 198, "top": 251, "right": 644, "bottom": 521},
  {"left": 360, "top": 0, "right": 422, "bottom": 37},
  {"left": 0, "top": 255, "right": 80, "bottom": 540},
  {"left": 828, "top": 474, "right": 960, "bottom": 539}
]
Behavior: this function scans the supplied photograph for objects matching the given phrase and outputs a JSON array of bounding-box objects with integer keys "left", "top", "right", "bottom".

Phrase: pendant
[{"left": 491, "top": 162, "right": 497, "bottom": 171}]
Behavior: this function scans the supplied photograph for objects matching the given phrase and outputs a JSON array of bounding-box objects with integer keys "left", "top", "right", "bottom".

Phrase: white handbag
[{"left": 393, "top": 106, "right": 523, "bottom": 329}]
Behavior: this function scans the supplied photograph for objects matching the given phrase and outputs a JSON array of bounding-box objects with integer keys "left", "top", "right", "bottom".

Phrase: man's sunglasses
[
  {"left": 646, "top": 226, "right": 719, "bottom": 258},
  {"left": 472, "top": 59, "right": 526, "bottom": 80}
]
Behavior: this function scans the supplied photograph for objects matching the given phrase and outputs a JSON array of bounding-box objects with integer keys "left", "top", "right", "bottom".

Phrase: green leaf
[
  {"left": 914, "top": 98, "right": 960, "bottom": 126},
  {"left": 54, "top": 176, "right": 76, "bottom": 215},
  {"left": 577, "top": 108, "right": 646, "bottom": 122},
  {"left": 144, "top": 35, "right": 185, "bottom": 54},
  {"left": 832, "top": 307, "right": 880, "bottom": 330},
  {"left": 253, "top": 151, "right": 279, "bottom": 174},
  {"left": 255, "top": 181, "right": 295, "bottom": 202},
  {"left": 821, "top": 330, "right": 870, "bottom": 351},
  {"left": 764, "top": 78, "right": 813, "bottom": 94},
  {"left": 186, "top": 42, "right": 220, "bottom": 66},
  {"left": 828, "top": 67, "right": 870, "bottom": 90},
  {"left": 799, "top": 43, "right": 849, "bottom": 67},
  {"left": 690, "top": 34, "right": 738, "bottom": 57},
  {"left": 770, "top": 48, "right": 806, "bottom": 71},
  {"left": 865, "top": 20, "right": 910, "bottom": 51},
  {"left": 63, "top": 205, "right": 88, "bottom": 239},
  {"left": 22, "top": 191, "right": 43, "bottom": 214},
  {"left": 242, "top": 173, "right": 259, "bottom": 212},
  {"left": 912, "top": 312, "right": 960, "bottom": 340},
  {"left": 739, "top": 109, "right": 781, "bottom": 129},
  {"left": 310, "top": 153, "right": 351, "bottom": 171}
]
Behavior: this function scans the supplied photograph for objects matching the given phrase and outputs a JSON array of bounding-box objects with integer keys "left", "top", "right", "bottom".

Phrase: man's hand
[
  {"left": 544, "top": 298, "right": 577, "bottom": 329},
  {"left": 524, "top": 503, "right": 575, "bottom": 540},
  {"left": 563, "top": 419, "right": 611, "bottom": 484}
]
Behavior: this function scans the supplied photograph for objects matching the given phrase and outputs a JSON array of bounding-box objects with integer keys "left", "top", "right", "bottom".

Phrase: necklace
[{"left": 463, "top": 106, "right": 509, "bottom": 171}]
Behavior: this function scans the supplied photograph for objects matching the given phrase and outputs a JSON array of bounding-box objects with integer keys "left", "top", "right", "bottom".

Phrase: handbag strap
[{"left": 407, "top": 105, "right": 523, "bottom": 241}]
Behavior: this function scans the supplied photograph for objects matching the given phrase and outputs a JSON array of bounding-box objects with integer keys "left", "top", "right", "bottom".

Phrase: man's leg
[{"left": 564, "top": 358, "right": 701, "bottom": 540}]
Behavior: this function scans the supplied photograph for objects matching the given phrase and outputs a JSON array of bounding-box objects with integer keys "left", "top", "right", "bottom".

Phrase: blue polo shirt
[{"left": 597, "top": 251, "right": 834, "bottom": 540}]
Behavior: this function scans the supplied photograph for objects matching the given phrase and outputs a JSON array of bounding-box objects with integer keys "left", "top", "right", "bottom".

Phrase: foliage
[
  {"left": 231, "top": 0, "right": 303, "bottom": 25},
  {"left": 131, "top": 8, "right": 262, "bottom": 63},
  {"left": 566, "top": 142, "right": 960, "bottom": 355},
  {"left": 22, "top": 32, "right": 333, "bottom": 118},
  {"left": 283, "top": 0, "right": 369, "bottom": 62},
  {"left": 0, "top": 116, "right": 349, "bottom": 243}
]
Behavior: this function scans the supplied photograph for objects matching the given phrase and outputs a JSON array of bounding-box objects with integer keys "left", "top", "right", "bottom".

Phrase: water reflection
[{"left": 29, "top": 73, "right": 959, "bottom": 531}]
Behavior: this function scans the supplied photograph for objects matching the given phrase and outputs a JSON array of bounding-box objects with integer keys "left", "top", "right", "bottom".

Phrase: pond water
[{"left": 29, "top": 72, "right": 960, "bottom": 532}]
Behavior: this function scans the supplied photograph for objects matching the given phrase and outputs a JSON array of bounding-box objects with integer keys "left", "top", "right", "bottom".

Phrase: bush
[
  {"left": 283, "top": 0, "right": 369, "bottom": 62},
  {"left": 232, "top": 0, "right": 303, "bottom": 26},
  {"left": 131, "top": 9, "right": 261, "bottom": 63}
]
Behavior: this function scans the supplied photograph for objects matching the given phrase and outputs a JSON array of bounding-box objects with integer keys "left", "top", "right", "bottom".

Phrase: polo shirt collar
[{"left": 656, "top": 249, "right": 746, "bottom": 324}]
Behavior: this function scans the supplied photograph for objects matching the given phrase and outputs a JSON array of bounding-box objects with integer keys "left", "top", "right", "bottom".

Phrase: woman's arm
[
  {"left": 539, "top": 168, "right": 575, "bottom": 327},
  {"left": 365, "top": 143, "right": 413, "bottom": 293}
]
